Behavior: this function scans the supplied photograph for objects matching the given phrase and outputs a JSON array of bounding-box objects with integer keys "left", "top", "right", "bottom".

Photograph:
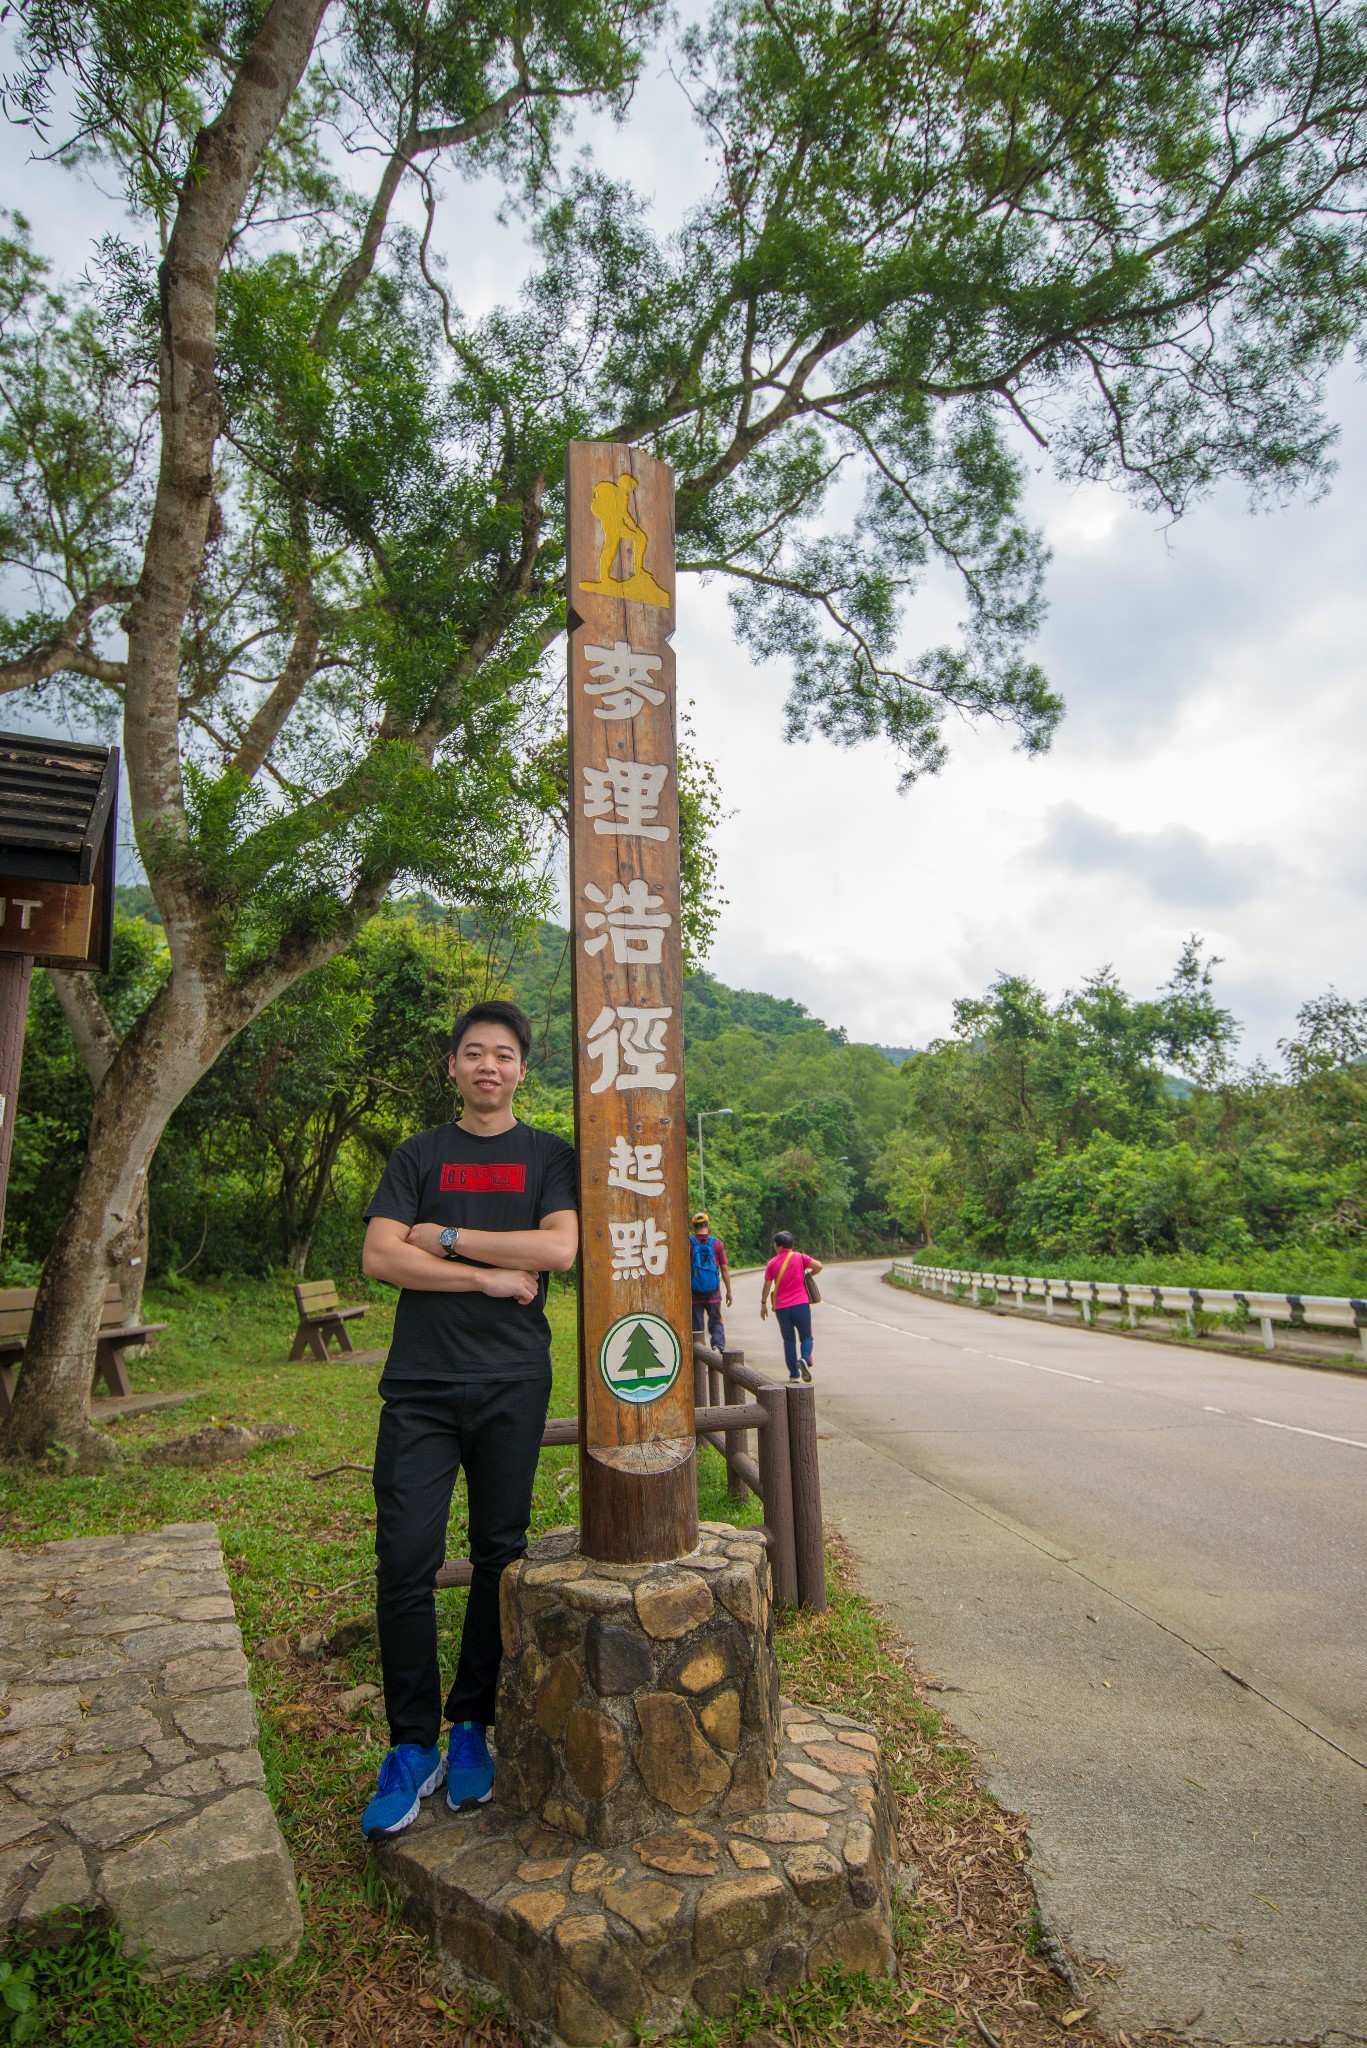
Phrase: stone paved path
[{"left": 0, "top": 1521, "right": 301, "bottom": 1976}]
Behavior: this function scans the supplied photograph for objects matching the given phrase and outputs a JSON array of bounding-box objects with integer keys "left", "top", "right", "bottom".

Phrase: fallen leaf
[
  {"left": 1062, "top": 2009, "right": 1090, "bottom": 2026},
  {"left": 273, "top": 1705, "right": 315, "bottom": 1735},
  {"left": 1102, "top": 1679, "right": 1112, "bottom": 1689},
  {"left": 1184, "top": 1777, "right": 1206, "bottom": 1789},
  {"left": 1254, "top": 1894, "right": 1283, "bottom": 1914}
]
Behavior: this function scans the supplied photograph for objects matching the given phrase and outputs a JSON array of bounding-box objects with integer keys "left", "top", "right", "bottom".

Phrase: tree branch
[
  {"left": 49, "top": 971, "right": 121, "bottom": 1089},
  {"left": 230, "top": 539, "right": 318, "bottom": 778},
  {"left": 0, "top": 586, "right": 134, "bottom": 696},
  {"left": 122, "top": 0, "right": 332, "bottom": 931}
]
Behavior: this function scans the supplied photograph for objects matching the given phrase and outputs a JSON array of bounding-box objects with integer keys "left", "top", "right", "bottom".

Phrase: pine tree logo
[{"left": 599, "top": 1313, "right": 681, "bottom": 1406}]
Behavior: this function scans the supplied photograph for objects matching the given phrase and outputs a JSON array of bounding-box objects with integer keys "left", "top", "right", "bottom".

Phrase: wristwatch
[{"left": 439, "top": 1226, "right": 461, "bottom": 1258}]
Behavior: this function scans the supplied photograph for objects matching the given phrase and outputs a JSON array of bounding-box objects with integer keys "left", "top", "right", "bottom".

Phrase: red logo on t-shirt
[{"left": 439, "top": 1163, "right": 527, "bottom": 1193}]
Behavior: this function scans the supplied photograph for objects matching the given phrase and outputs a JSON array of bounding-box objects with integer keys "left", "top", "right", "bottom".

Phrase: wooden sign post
[{"left": 567, "top": 442, "right": 699, "bottom": 1563}]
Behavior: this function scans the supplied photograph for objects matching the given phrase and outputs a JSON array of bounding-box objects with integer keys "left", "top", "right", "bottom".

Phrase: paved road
[{"left": 723, "top": 1262, "right": 1367, "bottom": 2046}]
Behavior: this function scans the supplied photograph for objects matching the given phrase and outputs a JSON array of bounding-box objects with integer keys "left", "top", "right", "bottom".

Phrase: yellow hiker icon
[{"left": 579, "top": 473, "right": 671, "bottom": 608}]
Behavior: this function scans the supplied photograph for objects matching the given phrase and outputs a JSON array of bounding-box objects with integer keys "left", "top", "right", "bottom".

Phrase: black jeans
[{"left": 372, "top": 1374, "right": 550, "bottom": 1748}]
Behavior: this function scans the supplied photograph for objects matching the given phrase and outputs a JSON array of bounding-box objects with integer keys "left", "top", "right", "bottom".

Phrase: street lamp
[{"left": 695, "top": 1108, "right": 733, "bottom": 1206}]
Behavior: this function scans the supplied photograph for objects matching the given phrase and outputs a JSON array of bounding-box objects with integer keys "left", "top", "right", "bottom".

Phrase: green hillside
[{"left": 10, "top": 901, "right": 1366, "bottom": 1296}]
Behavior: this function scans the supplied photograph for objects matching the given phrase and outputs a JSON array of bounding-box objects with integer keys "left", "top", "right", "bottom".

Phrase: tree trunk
[
  {"left": 49, "top": 969, "right": 150, "bottom": 1322},
  {"left": 285, "top": 1098, "right": 355, "bottom": 1280},
  {"left": 0, "top": 983, "right": 231, "bottom": 1464}
]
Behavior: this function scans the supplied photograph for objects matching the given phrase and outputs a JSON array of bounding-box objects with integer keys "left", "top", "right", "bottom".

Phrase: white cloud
[{"left": 1032, "top": 806, "right": 1282, "bottom": 911}]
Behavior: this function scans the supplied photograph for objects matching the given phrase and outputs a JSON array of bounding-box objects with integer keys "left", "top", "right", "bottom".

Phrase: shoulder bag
[{"left": 773, "top": 1250, "right": 821, "bottom": 1306}]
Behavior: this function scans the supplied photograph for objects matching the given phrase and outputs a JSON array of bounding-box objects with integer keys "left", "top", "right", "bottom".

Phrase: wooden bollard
[
  {"left": 785, "top": 1381, "right": 827, "bottom": 1612},
  {"left": 756, "top": 1383, "right": 798, "bottom": 1605},
  {"left": 721, "top": 1355, "right": 748, "bottom": 1502}
]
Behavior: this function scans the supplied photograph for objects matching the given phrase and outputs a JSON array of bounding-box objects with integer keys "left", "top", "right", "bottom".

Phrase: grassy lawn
[{"left": 0, "top": 1276, "right": 1123, "bottom": 2048}]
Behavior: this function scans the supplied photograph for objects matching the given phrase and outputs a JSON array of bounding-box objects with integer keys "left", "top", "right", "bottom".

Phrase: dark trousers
[
  {"left": 372, "top": 1374, "right": 550, "bottom": 1748},
  {"left": 691, "top": 1295, "right": 727, "bottom": 1350},
  {"left": 776, "top": 1302, "right": 813, "bottom": 1377}
]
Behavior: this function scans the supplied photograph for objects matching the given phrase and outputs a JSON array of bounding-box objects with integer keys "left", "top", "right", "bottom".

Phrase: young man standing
[
  {"left": 358, "top": 1000, "right": 577, "bottom": 1838},
  {"left": 689, "top": 1211, "right": 733, "bottom": 1352}
]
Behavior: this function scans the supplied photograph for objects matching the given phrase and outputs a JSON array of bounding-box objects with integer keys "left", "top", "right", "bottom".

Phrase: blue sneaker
[
  {"left": 446, "top": 1721, "right": 494, "bottom": 1810},
  {"left": 361, "top": 1743, "right": 445, "bottom": 1839}
]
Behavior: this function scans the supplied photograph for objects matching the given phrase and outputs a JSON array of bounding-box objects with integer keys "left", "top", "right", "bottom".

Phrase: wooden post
[
  {"left": 0, "top": 955, "right": 33, "bottom": 1246},
  {"left": 568, "top": 441, "right": 698, "bottom": 1564},
  {"left": 756, "top": 1384, "right": 798, "bottom": 1605},
  {"left": 786, "top": 1382, "right": 828, "bottom": 1613}
]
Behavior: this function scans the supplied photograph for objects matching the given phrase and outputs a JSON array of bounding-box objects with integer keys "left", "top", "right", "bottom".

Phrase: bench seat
[
  {"left": 289, "top": 1280, "right": 380, "bottom": 1363},
  {"left": 0, "top": 1285, "right": 166, "bottom": 1416}
]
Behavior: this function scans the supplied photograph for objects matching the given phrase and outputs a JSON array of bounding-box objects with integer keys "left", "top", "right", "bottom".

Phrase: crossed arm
[{"left": 362, "top": 1211, "right": 579, "bottom": 1304}]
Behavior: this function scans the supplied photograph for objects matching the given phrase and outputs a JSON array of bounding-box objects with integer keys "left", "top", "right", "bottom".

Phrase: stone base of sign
[
  {"left": 375, "top": 1526, "right": 899, "bottom": 2045},
  {"left": 0, "top": 1523, "right": 302, "bottom": 1977}
]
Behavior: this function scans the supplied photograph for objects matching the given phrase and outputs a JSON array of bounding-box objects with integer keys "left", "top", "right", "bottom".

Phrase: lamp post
[
  {"left": 831, "top": 1156, "right": 850, "bottom": 1259},
  {"left": 695, "top": 1108, "right": 733, "bottom": 1206}
]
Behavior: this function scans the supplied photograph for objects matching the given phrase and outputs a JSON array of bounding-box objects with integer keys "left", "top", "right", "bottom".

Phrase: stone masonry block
[
  {"left": 377, "top": 1527, "right": 899, "bottom": 2048},
  {"left": 0, "top": 1524, "right": 299, "bottom": 1977},
  {"left": 97, "top": 1790, "right": 303, "bottom": 1979}
]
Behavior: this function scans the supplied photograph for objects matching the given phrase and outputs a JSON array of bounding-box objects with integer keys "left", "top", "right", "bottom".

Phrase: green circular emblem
[{"left": 598, "top": 1313, "right": 682, "bottom": 1407}]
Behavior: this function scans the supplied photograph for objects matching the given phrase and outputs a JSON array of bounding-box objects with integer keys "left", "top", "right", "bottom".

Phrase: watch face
[{"left": 440, "top": 1227, "right": 457, "bottom": 1248}]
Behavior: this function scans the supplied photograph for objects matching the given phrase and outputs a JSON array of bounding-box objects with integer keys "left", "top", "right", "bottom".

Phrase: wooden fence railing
[
  {"left": 890, "top": 1260, "right": 1367, "bottom": 1361},
  {"left": 435, "top": 1341, "right": 827, "bottom": 1612}
]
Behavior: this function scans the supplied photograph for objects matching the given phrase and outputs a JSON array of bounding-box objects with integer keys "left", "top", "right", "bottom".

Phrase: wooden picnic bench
[
  {"left": 0, "top": 1282, "right": 167, "bottom": 1419},
  {"left": 289, "top": 1280, "right": 384, "bottom": 1364}
]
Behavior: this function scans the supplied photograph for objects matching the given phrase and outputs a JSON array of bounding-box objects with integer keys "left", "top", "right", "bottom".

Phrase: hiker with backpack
[
  {"left": 689, "top": 1212, "right": 733, "bottom": 1351},
  {"left": 760, "top": 1230, "right": 823, "bottom": 1382}
]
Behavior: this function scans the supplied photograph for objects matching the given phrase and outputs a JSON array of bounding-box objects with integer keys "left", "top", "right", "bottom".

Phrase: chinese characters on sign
[
  {"left": 582, "top": 642, "right": 666, "bottom": 719},
  {"left": 582, "top": 762, "right": 670, "bottom": 840},
  {"left": 586, "top": 1006, "right": 678, "bottom": 1094},
  {"left": 606, "top": 1136, "right": 666, "bottom": 1197},
  {"left": 568, "top": 441, "right": 696, "bottom": 1549},
  {"left": 582, "top": 880, "right": 672, "bottom": 963}
]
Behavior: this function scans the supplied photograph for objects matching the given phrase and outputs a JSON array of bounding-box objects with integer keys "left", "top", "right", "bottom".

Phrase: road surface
[{"left": 723, "top": 1260, "right": 1367, "bottom": 2046}]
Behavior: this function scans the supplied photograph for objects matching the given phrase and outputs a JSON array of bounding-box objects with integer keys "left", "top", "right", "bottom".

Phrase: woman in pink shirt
[{"left": 760, "top": 1230, "right": 823, "bottom": 1382}]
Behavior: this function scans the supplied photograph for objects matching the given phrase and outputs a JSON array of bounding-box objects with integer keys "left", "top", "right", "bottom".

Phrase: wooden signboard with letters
[
  {"left": 567, "top": 442, "right": 699, "bottom": 1563},
  {"left": 0, "top": 879, "right": 95, "bottom": 964}
]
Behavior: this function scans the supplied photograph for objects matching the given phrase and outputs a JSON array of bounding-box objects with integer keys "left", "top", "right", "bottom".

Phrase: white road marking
[
  {"left": 984, "top": 1353, "right": 1102, "bottom": 1384},
  {"left": 1204, "top": 1406, "right": 1226, "bottom": 1414},
  {"left": 1249, "top": 1416, "right": 1367, "bottom": 1453},
  {"left": 829, "top": 1305, "right": 1098, "bottom": 1378},
  {"left": 824, "top": 1304, "right": 931, "bottom": 1341}
]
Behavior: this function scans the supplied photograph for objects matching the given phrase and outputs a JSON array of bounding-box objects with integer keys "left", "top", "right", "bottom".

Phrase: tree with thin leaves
[{"left": 6, "top": 0, "right": 1367, "bottom": 1459}]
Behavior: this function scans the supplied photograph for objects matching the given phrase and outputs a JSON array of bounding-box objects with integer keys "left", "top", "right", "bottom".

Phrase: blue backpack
[{"left": 690, "top": 1234, "right": 721, "bottom": 1294}]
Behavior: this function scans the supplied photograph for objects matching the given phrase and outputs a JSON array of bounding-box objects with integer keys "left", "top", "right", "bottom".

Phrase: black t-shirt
[{"left": 364, "top": 1119, "right": 577, "bottom": 1381}]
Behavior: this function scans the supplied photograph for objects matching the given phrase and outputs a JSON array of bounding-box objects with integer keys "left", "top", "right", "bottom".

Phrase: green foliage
[
  {"left": 9, "top": 0, "right": 1367, "bottom": 888},
  {"left": 9, "top": 892, "right": 1367, "bottom": 1293},
  {"left": 878, "top": 953, "right": 1367, "bottom": 1289},
  {"left": 6, "top": 907, "right": 494, "bottom": 1278},
  {"left": 0, "top": 916, "right": 167, "bottom": 1272},
  {"left": 0, "top": 1954, "right": 40, "bottom": 2043},
  {"left": 7, "top": 0, "right": 1367, "bottom": 1362}
]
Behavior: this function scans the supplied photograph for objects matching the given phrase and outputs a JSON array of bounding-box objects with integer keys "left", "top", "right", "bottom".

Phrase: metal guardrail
[
  {"left": 434, "top": 1347, "right": 828, "bottom": 1612},
  {"left": 889, "top": 1261, "right": 1367, "bottom": 1362}
]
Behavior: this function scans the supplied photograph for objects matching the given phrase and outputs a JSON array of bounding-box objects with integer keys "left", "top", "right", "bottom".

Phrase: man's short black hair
[
  {"left": 450, "top": 1000, "right": 533, "bottom": 1064},
  {"left": 773, "top": 1229, "right": 794, "bottom": 1250}
]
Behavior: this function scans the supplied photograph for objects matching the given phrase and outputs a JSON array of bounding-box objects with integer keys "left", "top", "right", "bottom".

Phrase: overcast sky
[{"left": 5, "top": 29, "right": 1365, "bottom": 1067}]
